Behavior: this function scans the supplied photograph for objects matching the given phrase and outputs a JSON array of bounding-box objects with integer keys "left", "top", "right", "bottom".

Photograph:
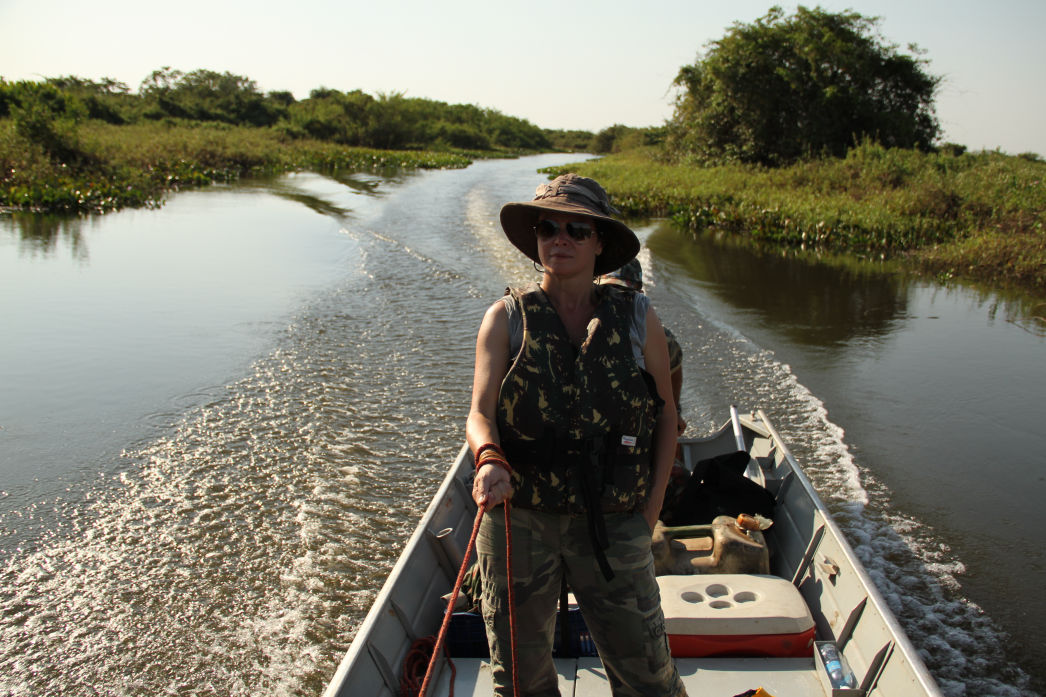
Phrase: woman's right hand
[{"left": 473, "top": 463, "right": 513, "bottom": 511}]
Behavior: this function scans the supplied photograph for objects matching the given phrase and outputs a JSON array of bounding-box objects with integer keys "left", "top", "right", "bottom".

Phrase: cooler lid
[{"left": 657, "top": 574, "right": 814, "bottom": 636}]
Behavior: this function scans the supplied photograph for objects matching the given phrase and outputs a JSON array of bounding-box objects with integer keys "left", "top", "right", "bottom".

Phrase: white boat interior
[{"left": 323, "top": 410, "right": 943, "bottom": 697}]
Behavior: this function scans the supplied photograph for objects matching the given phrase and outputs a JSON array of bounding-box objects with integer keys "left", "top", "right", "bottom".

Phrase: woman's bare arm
[
  {"left": 640, "top": 307, "right": 677, "bottom": 530},
  {"left": 466, "top": 301, "right": 513, "bottom": 510}
]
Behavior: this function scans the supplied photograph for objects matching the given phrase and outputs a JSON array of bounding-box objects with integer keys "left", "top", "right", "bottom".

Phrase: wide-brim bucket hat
[{"left": 500, "top": 173, "right": 639, "bottom": 276}]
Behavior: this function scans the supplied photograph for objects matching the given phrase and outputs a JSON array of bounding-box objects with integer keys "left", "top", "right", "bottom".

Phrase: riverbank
[
  {"left": 5, "top": 119, "right": 1044, "bottom": 298},
  {"left": 548, "top": 146, "right": 1046, "bottom": 297},
  {"left": 0, "top": 120, "right": 479, "bottom": 214}
]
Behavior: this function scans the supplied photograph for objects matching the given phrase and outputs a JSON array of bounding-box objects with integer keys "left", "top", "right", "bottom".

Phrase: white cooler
[{"left": 657, "top": 574, "right": 815, "bottom": 658}]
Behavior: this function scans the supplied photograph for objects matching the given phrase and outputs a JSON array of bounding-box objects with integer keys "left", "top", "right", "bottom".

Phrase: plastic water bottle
[{"left": 818, "top": 642, "right": 856, "bottom": 689}]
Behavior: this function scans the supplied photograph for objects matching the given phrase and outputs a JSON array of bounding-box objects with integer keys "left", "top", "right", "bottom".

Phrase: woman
[{"left": 466, "top": 174, "right": 686, "bottom": 697}]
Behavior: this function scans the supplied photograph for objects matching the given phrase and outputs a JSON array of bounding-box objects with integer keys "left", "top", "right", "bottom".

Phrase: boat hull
[{"left": 323, "top": 410, "right": 943, "bottom": 697}]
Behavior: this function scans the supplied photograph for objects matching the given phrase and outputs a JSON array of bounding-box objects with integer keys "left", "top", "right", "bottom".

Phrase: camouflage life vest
[{"left": 497, "top": 283, "right": 663, "bottom": 514}]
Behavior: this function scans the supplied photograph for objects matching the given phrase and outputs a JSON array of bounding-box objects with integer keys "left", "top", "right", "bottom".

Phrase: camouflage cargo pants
[{"left": 477, "top": 506, "right": 687, "bottom": 697}]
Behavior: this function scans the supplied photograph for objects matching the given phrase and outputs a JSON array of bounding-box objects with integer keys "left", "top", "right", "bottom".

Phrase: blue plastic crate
[
  {"left": 555, "top": 607, "right": 597, "bottom": 657},
  {"left": 445, "top": 612, "right": 488, "bottom": 658},
  {"left": 445, "top": 609, "right": 597, "bottom": 658}
]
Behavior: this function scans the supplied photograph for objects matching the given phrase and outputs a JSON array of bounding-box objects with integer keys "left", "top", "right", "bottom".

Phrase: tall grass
[
  {"left": 0, "top": 120, "right": 473, "bottom": 213},
  {"left": 549, "top": 144, "right": 1045, "bottom": 292}
]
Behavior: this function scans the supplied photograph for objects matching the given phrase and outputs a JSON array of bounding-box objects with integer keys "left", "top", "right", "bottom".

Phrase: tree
[
  {"left": 138, "top": 68, "right": 278, "bottom": 126},
  {"left": 588, "top": 125, "right": 665, "bottom": 154},
  {"left": 4, "top": 81, "right": 87, "bottom": 162},
  {"left": 282, "top": 88, "right": 375, "bottom": 144},
  {"left": 46, "top": 75, "right": 133, "bottom": 124},
  {"left": 667, "top": 6, "right": 941, "bottom": 165}
]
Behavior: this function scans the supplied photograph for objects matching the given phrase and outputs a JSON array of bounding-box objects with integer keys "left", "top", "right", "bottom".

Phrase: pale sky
[{"left": 2, "top": 0, "right": 1044, "bottom": 155}]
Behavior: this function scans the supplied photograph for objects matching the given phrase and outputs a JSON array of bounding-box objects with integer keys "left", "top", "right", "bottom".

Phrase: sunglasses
[{"left": 534, "top": 218, "right": 596, "bottom": 242}]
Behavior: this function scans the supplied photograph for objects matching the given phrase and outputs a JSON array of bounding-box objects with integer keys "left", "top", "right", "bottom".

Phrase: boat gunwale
[{"left": 753, "top": 409, "right": 943, "bottom": 697}]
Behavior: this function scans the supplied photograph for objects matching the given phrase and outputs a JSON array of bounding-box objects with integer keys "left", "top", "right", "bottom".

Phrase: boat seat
[{"left": 657, "top": 574, "right": 815, "bottom": 658}]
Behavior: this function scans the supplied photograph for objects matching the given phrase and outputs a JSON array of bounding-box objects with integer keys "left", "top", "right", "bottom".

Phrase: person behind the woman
[
  {"left": 466, "top": 174, "right": 687, "bottom": 696},
  {"left": 599, "top": 259, "right": 687, "bottom": 438}
]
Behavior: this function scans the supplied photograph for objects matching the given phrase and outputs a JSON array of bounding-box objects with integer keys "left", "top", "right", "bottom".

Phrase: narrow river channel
[{"left": 1, "top": 154, "right": 1043, "bottom": 696}]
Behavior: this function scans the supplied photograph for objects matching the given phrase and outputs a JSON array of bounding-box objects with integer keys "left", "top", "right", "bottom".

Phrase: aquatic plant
[
  {"left": 547, "top": 145, "right": 1046, "bottom": 294},
  {"left": 0, "top": 120, "right": 472, "bottom": 214}
]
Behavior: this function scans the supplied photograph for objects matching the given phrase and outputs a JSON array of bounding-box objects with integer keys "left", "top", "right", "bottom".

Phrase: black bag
[{"left": 663, "top": 450, "right": 775, "bottom": 526}]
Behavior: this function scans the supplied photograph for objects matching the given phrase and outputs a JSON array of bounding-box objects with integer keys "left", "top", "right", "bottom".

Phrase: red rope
[
  {"left": 414, "top": 500, "right": 519, "bottom": 697},
  {"left": 504, "top": 501, "right": 520, "bottom": 697},
  {"left": 400, "top": 636, "right": 451, "bottom": 697}
]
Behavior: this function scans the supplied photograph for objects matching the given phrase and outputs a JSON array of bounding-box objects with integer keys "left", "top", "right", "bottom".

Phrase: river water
[{"left": 1, "top": 154, "right": 1043, "bottom": 696}]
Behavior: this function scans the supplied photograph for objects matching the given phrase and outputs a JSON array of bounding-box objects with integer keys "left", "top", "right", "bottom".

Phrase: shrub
[{"left": 668, "top": 6, "right": 941, "bottom": 165}]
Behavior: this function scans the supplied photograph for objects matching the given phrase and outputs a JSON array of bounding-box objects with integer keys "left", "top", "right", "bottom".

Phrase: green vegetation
[
  {"left": 542, "top": 6, "right": 1043, "bottom": 296},
  {"left": 545, "top": 125, "right": 664, "bottom": 155},
  {"left": 2, "top": 10, "right": 1044, "bottom": 298},
  {"left": 1, "top": 69, "right": 553, "bottom": 150},
  {"left": 0, "top": 69, "right": 570, "bottom": 214},
  {"left": 546, "top": 144, "right": 1045, "bottom": 292},
  {"left": 667, "top": 6, "right": 940, "bottom": 166},
  {"left": 0, "top": 119, "right": 474, "bottom": 213},
  {"left": 0, "top": 68, "right": 650, "bottom": 215},
  {"left": 623, "top": 5, "right": 1043, "bottom": 295}
]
